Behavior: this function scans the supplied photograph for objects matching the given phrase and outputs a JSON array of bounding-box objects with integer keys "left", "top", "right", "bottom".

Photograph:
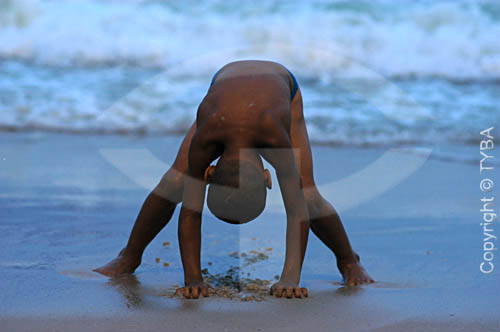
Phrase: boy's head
[{"left": 205, "top": 158, "right": 272, "bottom": 224}]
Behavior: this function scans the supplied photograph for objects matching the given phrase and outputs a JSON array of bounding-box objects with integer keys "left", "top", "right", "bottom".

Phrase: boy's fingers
[
  {"left": 286, "top": 287, "right": 293, "bottom": 298},
  {"left": 301, "top": 288, "right": 308, "bottom": 297},
  {"left": 184, "top": 287, "right": 191, "bottom": 298},
  {"left": 294, "top": 288, "right": 302, "bottom": 298},
  {"left": 201, "top": 286, "right": 209, "bottom": 297},
  {"left": 192, "top": 287, "right": 200, "bottom": 299}
]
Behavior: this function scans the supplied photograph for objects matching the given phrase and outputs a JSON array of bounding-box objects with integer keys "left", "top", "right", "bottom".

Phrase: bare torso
[{"left": 194, "top": 60, "right": 295, "bottom": 152}]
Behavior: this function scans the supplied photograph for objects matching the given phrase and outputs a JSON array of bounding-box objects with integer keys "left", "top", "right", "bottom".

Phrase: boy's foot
[
  {"left": 337, "top": 255, "right": 374, "bottom": 286},
  {"left": 93, "top": 250, "right": 141, "bottom": 278}
]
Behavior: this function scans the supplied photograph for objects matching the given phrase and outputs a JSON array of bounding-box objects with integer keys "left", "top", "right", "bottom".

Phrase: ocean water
[{"left": 0, "top": 0, "right": 499, "bottom": 146}]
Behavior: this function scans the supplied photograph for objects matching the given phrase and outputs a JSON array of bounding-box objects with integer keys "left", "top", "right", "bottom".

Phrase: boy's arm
[
  {"left": 261, "top": 135, "right": 310, "bottom": 298},
  {"left": 176, "top": 134, "right": 218, "bottom": 299}
]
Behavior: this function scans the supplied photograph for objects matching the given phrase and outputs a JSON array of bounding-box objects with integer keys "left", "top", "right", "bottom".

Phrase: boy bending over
[{"left": 94, "top": 60, "right": 374, "bottom": 298}]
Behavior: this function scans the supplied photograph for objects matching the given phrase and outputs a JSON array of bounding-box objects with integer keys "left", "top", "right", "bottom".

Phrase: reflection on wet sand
[{"left": 107, "top": 274, "right": 143, "bottom": 309}]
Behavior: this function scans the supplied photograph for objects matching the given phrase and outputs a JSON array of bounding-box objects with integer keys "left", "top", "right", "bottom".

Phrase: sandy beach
[{"left": 0, "top": 132, "right": 498, "bottom": 331}]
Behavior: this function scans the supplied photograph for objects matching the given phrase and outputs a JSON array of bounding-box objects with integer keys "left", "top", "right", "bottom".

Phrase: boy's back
[{"left": 196, "top": 60, "right": 295, "bottom": 149}]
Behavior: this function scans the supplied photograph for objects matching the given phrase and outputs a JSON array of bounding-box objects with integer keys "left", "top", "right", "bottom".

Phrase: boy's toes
[{"left": 345, "top": 278, "right": 361, "bottom": 286}]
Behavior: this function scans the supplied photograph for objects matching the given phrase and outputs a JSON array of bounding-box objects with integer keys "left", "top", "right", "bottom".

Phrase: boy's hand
[
  {"left": 270, "top": 280, "right": 308, "bottom": 298},
  {"left": 261, "top": 142, "right": 310, "bottom": 300},
  {"left": 175, "top": 281, "right": 211, "bottom": 299}
]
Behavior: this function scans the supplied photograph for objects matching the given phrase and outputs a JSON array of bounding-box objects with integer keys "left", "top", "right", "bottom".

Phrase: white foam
[
  {"left": 1, "top": 1, "right": 499, "bottom": 145},
  {"left": 0, "top": 0, "right": 499, "bottom": 79}
]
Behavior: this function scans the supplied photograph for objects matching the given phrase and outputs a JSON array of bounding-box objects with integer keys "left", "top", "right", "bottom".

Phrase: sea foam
[
  {"left": 1, "top": 0, "right": 499, "bottom": 79},
  {"left": 1, "top": 0, "right": 499, "bottom": 146}
]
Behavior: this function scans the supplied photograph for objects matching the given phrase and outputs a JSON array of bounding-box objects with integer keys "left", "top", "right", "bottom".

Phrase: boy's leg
[
  {"left": 288, "top": 89, "right": 373, "bottom": 285},
  {"left": 94, "top": 122, "right": 197, "bottom": 277}
]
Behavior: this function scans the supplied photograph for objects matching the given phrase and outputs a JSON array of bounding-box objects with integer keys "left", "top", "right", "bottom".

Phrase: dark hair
[{"left": 207, "top": 159, "right": 267, "bottom": 224}]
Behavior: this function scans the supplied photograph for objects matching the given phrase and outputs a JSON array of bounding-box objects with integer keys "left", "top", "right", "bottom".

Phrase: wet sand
[{"left": 0, "top": 132, "right": 499, "bottom": 331}]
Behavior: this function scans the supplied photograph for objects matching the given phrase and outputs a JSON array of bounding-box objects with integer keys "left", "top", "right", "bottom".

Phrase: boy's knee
[
  {"left": 153, "top": 169, "right": 184, "bottom": 202},
  {"left": 305, "top": 192, "right": 338, "bottom": 221},
  {"left": 304, "top": 190, "right": 322, "bottom": 210}
]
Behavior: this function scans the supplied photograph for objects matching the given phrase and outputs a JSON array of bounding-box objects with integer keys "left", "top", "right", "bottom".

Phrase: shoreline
[
  {"left": 0, "top": 127, "right": 487, "bottom": 151},
  {"left": 0, "top": 129, "right": 483, "bottom": 165}
]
